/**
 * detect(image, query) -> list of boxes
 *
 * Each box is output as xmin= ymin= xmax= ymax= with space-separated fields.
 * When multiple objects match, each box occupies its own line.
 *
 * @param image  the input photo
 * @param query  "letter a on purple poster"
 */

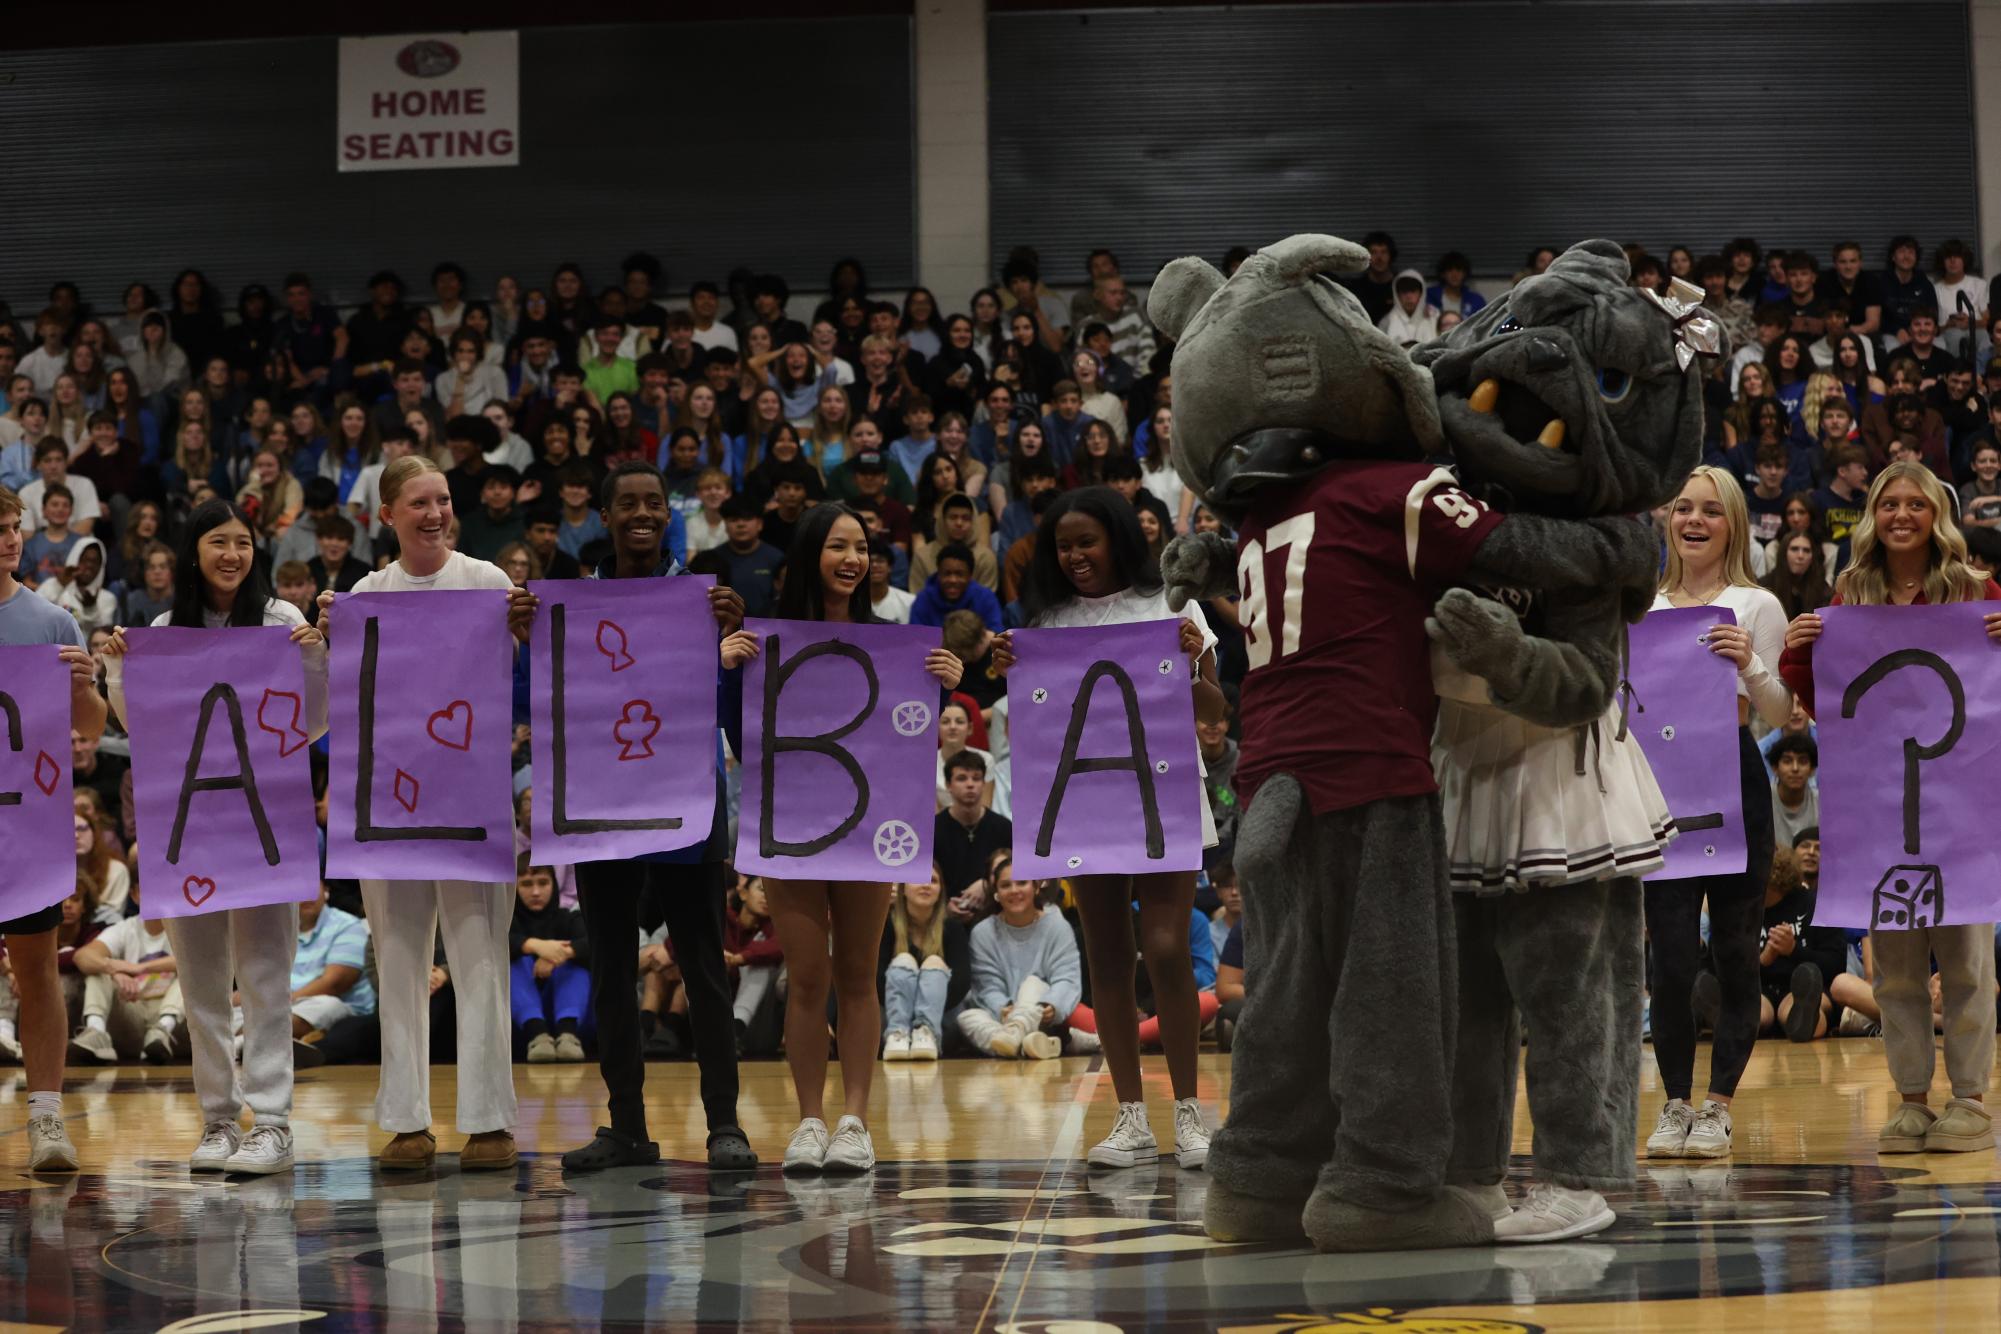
xmin=1815 ymin=604 xmax=2001 ymax=929
xmin=0 ymin=646 xmax=76 ymax=921
xmin=326 ymin=590 xmax=516 ymax=881
xmin=124 ymin=627 xmax=321 ymax=918
xmin=528 ymin=577 xmax=719 ymax=861
xmin=1627 ymin=606 xmax=1745 ymax=880
xmin=735 ymin=619 xmax=939 ymax=880
xmin=1009 ymin=621 xmax=1204 ymax=878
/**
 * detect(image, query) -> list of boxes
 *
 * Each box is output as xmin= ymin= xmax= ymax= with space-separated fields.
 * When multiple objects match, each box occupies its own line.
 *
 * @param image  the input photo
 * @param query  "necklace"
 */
xmin=1681 ymin=577 xmax=1728 ymax=605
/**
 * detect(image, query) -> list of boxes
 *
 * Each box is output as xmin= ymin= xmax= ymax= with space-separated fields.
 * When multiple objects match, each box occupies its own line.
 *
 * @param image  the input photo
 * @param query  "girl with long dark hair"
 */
xmin=722 ymin=503 xmax=964 ymax=1173
xmin=100 ymin=498 xmax=328 ymax=1175
xmin=991 ymin=487 xmax=1228 ymax=1169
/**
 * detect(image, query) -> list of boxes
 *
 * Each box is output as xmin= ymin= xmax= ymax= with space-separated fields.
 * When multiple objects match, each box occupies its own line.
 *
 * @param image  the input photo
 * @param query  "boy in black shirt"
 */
xmin=1758 ymin=828 xmax=1851 ymax=1043
xmin=701 ymin=494 xmax=783 ymax=617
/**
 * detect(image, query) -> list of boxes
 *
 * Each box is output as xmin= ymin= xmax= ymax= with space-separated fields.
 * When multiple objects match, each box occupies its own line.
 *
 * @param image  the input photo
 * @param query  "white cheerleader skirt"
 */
xmin=1431 ymin=696 xmax=1676 ymax=895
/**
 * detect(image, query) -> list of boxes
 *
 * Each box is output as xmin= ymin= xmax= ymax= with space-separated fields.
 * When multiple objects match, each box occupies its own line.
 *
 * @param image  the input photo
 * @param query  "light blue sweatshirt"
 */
xmin=969 ymin=909 xmax=1082 ymax=1019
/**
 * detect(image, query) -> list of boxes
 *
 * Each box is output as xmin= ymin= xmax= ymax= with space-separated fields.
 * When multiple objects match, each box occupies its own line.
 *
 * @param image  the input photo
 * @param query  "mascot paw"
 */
xmin=1429 ymin=587 xmax=1526 ymax=681
xmin=1161 ymin=531 xmax=1238 ymax=612
xmin=1590 ymin=515 xmax=1665 ymax=604
xmin=1302 ymin=1185 xmax=1496 ymax=1253
xmin=1203 ymin=1179 xmax=1310 ymax=1244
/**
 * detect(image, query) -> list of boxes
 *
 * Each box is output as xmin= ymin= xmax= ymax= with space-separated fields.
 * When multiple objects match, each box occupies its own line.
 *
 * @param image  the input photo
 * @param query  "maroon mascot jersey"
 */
xmin=1232 ymin=459 xmax=1502 ymax=814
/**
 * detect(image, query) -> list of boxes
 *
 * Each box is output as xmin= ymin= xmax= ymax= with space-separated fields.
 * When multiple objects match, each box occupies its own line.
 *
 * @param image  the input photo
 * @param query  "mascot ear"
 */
xmin=1148 ymin=257 xmax=1226 ymax=343
xmin=1258 ymin=234 xmax=1372 ymax=284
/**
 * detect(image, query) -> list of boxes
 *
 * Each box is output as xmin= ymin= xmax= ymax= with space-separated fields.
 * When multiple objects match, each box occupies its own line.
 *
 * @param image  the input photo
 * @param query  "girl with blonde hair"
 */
xmin=1644 ymin=465 xmax=1793 ymax=1162
xmin=1781 ymin=461 xmax=2001 ymax=1154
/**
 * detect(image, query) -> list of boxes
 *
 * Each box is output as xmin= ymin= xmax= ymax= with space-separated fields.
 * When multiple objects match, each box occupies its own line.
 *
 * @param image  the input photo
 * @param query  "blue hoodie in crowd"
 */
xmin=909 ymin=573 xmax=1005 ymax=632
xmin=512 ymin=551 xmax=743 ymax=865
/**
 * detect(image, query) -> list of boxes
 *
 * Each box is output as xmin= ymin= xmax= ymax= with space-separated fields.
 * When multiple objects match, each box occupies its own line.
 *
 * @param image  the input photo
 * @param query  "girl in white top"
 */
xmin=101 ymin=497 xmax=329 ymax=1176
xmin=990 ymin=487 xmax=1226 ymax=1171
xmin=1642 ymin=466 xmax=1792 ymax=1164
xmin=316 ymin=455 xmax=531 ymax=1173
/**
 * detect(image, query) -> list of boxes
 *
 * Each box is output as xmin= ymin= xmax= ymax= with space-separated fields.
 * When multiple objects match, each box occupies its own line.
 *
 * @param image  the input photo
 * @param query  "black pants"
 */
xmin=1645 ymin=726 xmax=1773 ymax=1102
xmin=576 ymin=859 xmax=738 ymax=1143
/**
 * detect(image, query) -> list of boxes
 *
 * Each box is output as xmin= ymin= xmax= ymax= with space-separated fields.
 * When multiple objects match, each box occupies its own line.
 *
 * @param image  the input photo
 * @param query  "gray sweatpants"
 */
xmin=166 ymin=904 xmax=299 ymax=1129
xmin=1447 ymin=879 xmax=1643 ymax=1192
xmin=1207 ymin=776 xmax=1458 ymax=1213
xmin=1874 ymin=924 xmax=1997 ymax=1099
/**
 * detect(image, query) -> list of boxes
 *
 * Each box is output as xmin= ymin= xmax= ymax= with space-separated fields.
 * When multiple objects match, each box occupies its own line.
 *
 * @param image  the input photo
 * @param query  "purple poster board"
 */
xmin=0 ymin=646 xmax=75 ymax=921
xmin=1816 ymin=603 xmax=2001 ymax=929
xmin=325 ymin=589 xmax=516 ymax=882
xmin=528 ymin=577 xmax=719 ymax=862
xmin=735 ymin=618 xmax=940 ymax=880
xmin=1009 ymin=620 xmax=1205 ymax=878
xmin=1627 ymin=605 xmax=1745 ymax=881
xmin=124 ymin=627 xmax=320 ymax=918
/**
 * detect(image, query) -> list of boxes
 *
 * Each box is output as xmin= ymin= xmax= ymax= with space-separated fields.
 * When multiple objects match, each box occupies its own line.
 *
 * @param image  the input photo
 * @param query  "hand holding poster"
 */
xmin=123 ymin=627 xmax=320 ymax=918
xmin=325 ymin=590 xmax=516 ymax=882
xmin=0 ymin=646 xmax=76 ymax=921
xmin=1626 ymin=606 xmax=1746 ymax=880
xmin=1008 ymin=621 xmax=1204 ymax=878
xmin=528 ymin=577 xmax=720 ymax=862
xmin=1815 ymin=603 xmax=2001 ymax=929
xmin=735 ymin=619 xmax=940 ymax=880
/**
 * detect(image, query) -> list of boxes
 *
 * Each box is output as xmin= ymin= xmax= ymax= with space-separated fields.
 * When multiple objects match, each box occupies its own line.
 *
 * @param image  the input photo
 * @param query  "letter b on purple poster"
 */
xmin=1010 ymin=620 xmax=1204 ymax=879
xmin=1627 ymin=605 xmax=1745 ymax=880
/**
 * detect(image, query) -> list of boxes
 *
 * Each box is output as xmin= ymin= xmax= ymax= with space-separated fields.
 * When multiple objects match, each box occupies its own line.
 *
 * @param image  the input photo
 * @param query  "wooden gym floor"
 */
xmin=3 ymin=1040 xmax=2000 ymax=1332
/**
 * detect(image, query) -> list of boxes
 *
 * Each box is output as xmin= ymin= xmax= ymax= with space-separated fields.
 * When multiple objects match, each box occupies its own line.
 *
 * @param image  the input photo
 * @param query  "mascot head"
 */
xmin=1148 ymin=234 xmax=1444 ymax=525
xmin=1413 ymin=239 xmax=1722 ymax=517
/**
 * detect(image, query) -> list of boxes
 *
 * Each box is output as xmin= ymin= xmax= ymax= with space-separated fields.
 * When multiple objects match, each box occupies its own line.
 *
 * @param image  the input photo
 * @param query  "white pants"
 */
xmin=165 ymin=904 xmax=298 ymax=1128
xmin=1875 ymin=924 xmax=1998 ymax=1099
xmin=956 ymin=975 xmax=1050 ymax=1055
xmin=361 ymin=878 xmax=517 ymax=1135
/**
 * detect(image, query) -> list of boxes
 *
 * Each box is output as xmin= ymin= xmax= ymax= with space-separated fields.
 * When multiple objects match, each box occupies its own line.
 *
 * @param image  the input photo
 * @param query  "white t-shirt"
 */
xmin=352 ymin=549 xmax=515 ymax=596
xmin=1650 ymin=584 xmax=1792 ymax=728
xmin=1934 ymin=275 xmax=1990 ymax=324
xmin=691 ymin=323 xmax=739 ymax=353
xmin=872 ymin=584 xmax=916 ymax=624
xmin=19 ymin=474 xmax=102 ymax=534
xmin=94 ymin=915 xmax=176 ymax=998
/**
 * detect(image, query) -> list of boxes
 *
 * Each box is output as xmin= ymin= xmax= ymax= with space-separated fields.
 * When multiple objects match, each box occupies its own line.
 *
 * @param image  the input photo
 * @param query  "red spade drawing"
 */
xmin=614 ymin=700 xmax=661 ymax=761
xmin=596 ymin=619 xmax=636 ymax=672
xmin=393 ymin=768 xmax=421 ymax=813
xmin=427 ymin=700 xmax=473 ymax=750
xmin=32 ymin=751 xmax=59 ymax=796
xmin=182 ymin=876 xmax=216 ymax=909
xmin=256 ymin=688 xmax=311 ymax=757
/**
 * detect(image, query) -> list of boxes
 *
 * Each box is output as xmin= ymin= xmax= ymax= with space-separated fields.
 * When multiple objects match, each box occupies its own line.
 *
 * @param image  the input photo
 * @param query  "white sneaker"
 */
xmin=225 ymin=1125 xmax=295 ymax=1176
xmin=1173 ymin=1098 xmax=1211 ymax=1170
xmin=1494 ymin=1182 xmax=1616 ymax=1244
xmin=27 ymin=1115 xmax=78 ymax=1172
xmin=1646 ymin=1099 xmax=1695 ymax=1158
xmin=142 ymin=1024 xmax=178 ymax=1065
xmin=1684 ymin=1100 xmax=1733 ymax=1158
xmin=1021 ymin=1030 xmax=1062 ymax=1061
xmin=908 ymin=1027 xmax=939 ymax=1061
xmin=68 ymin=1026 xmax=116 ymax=1065
xmin=1837 ymin=1007 xmax=1882 ymax=1038
xmin=988 ymin=1018 xmax=1024 ymax=1059
xmin=783 ymin=1118 xmax=829 ymax=1175
xmin=0 ymin=1030 xmax=22 ymax=1065
xmin=1468 ymin=1182 xmax=1512 ymax=1221
xmin=883 ymin=1030 xmax=911 ymax=1061
xmin=1087 ymin=1101 xmax=1158 ymax=1168
xmin=822 ymin=1115 xmax=876 ymax=1173
xmin=190 ymin=1120 xmax=244 ymax=1173
xmin=1068 ymin=1027 xmax=1101 ymax=1054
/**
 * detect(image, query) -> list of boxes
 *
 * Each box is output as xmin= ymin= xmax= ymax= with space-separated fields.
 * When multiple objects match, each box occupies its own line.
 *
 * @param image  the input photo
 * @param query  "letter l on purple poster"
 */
xmin=1627 ymin=605 xmax=1744 ymax=880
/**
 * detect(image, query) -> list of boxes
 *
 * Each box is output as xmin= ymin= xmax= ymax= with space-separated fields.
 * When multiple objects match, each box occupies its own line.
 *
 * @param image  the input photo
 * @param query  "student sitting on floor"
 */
xmin=1758 ymin=829 xmax=1851 ymax=1042
xmin=880 ymin=861 xmax=972 ymax=1061
xmin=958 ymin=854 xmax=1080 ymax=1060
xmin=726 ymin=876 xmax=784 ymax=1055
xmin=67 ymin=873 xmax=183 ymax=1065
xmin=510 ymin=864 xmax=590 ymax=1063
xmin=283 ymin=880 xmax=375 ymax=1067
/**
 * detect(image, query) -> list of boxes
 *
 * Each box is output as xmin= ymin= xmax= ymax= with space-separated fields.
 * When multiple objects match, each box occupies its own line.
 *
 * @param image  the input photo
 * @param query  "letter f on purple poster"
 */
xmin=0 ymin=646 xmax=76 ymax=921
xmin=527 ymin=577 xmax=719 ymax=861
xmin=1627 ymin=605 xmax=1744 ymax=880
xmin=1008 ymin=621 xmax=1204 ymax=878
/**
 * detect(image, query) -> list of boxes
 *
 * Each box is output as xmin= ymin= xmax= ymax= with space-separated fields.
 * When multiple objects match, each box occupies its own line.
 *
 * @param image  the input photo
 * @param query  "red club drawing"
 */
xmin=32 ymin=751 xmax=59 ymax=796
xmin=256 ymin=687 xmax=310 ymax=757
xmin=614 ymin=700 xmax=661 ymax=761
xmin=393 ymin=768 xmax=421 ymax=813
xmin=182 ymin=876 xmax=217 ymax=908
xmin=427 ymin=700 xmax=473 ymax=750
xmin=596 ymin=619 xmax=636 ymax=672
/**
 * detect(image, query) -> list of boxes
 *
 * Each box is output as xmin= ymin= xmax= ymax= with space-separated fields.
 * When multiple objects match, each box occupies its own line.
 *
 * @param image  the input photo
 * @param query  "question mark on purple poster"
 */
xmin=1842 ymin=648 xmax=1963 ymax=926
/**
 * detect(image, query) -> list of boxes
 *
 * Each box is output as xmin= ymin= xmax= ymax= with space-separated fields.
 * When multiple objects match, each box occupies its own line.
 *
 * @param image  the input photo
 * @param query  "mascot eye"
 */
xmin=1493 ymin=316 xmax=1522 ymax=336
xmin=1596 ymin=368 xmax=1633 ymax=403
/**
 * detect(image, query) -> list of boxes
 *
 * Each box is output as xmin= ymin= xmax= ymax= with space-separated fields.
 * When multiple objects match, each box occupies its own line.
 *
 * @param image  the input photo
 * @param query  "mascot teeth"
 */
xmin=1537 ymin=420 xmax=1567 ymax=450
xmin=1469 ymin=378 xmax=1501 ymax=414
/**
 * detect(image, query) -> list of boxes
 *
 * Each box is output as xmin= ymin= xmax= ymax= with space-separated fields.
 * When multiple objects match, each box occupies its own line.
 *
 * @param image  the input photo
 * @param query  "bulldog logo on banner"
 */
xmin=735 ymin=619 xmax=940 ymax=880
xmin=0 ymin=646 xmax=76 ymax=922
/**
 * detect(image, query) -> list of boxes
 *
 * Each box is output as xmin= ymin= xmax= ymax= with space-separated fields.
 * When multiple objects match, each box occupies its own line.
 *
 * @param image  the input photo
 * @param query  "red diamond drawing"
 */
xmin=32 ymin=751 xmax=59 ymax=796
xmin=393 ymin=768 xmax=420 ymax=814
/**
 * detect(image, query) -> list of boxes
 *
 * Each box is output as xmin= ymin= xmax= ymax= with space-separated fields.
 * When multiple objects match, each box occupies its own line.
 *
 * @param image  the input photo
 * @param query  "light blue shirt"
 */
xmin=294 ymin=903 xmax=376 ymax=1016
xmin=0 ymin=582 xmax=86 ymax=647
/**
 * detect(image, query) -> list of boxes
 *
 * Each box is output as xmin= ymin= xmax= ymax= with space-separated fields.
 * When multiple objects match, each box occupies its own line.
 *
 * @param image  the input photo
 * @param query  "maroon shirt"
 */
xmin=1233 ymin=460 xmax=1502 ymax=814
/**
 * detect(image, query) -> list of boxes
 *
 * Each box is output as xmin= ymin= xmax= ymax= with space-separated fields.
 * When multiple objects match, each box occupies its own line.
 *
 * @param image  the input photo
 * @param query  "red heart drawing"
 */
xmin=427 ymin=700 xmax=473 ymax=751
xmin=182 ymin=876 xmax=216 ymax=908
